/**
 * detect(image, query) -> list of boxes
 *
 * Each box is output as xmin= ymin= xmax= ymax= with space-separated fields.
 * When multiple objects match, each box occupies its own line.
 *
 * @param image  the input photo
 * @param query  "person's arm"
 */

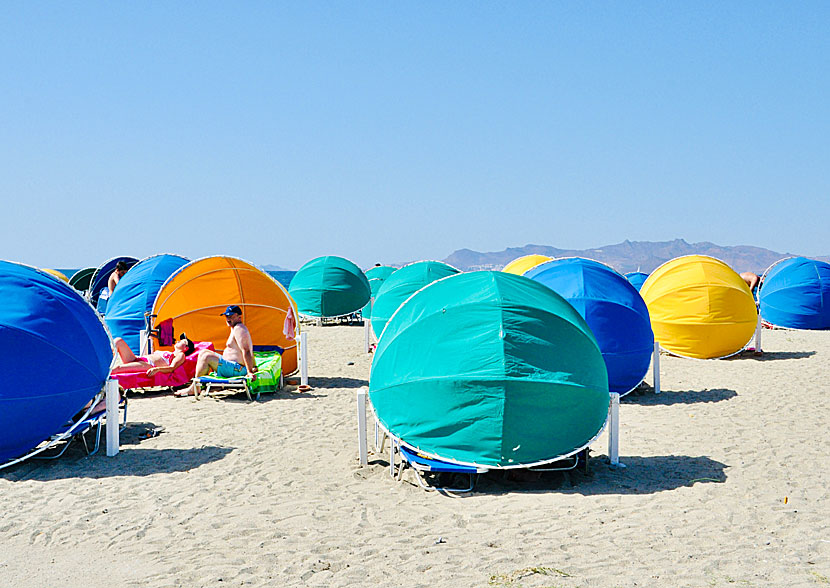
xmin=146 ymin=352 xmax=186 ymax=376
xmin=235 ymin=326 xmax=257 ymax=376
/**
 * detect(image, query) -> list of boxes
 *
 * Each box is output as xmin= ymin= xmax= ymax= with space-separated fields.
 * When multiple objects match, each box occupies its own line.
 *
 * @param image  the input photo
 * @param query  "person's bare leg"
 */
xmin=111 ymin=361 xmax=153 ymax=374
xmin=113 ymin=337 xmax=138 ymax=364
xmin=176 ymin=350 xmax=220 ymax=397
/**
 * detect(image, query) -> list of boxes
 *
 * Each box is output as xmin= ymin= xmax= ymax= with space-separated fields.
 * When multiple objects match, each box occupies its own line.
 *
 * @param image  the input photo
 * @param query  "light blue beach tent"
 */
xmin=624 ymin=271 xmax=650 ymax=292
xmin=0 ymin=261 xmax=111 ymax=464
xmin=104 ymin=254 xmax=190 ymax=351
xmin=526 ymin=258 xmax=654 ymax=395
xmin=759 ymin=257 xmax=830 ymax=330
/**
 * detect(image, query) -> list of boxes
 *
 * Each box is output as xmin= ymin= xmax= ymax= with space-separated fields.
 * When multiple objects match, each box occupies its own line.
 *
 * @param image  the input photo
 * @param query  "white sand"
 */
xmin=1 ymin=326 xmax=829 ymax=587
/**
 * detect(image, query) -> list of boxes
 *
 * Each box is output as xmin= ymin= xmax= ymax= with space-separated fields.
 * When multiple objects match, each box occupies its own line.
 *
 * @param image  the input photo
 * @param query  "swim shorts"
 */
xmin=216 ymin=357 xmax=247 ymax=378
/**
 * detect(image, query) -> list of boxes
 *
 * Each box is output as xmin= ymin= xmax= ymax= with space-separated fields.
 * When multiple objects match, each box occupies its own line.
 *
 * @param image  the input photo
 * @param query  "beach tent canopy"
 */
xmin=370 ymin=271 xmax=609 ymax=469
xmin=502 ymin=254 xmax=552 ymax=276
xmin=89 ymin=256 xmax=138 ymax=305
xmin=0 ymin=262 xmax=111 ymax=463
xmin=69 ymin=267 xmax=96 ymax=292
xmin=40 ymin=268 xmax=69 ymax=283
xmin=362 ymin=265 xmax=397 ymax=318
xmin=526 ymin=258 xmax=653 ymax=395
xmin=759 ymin=257 xmax=830 ymax=330
xmin=104 ymin=254 xmax=190 ymax=352
xmin=152 ymin=256 xmax=299 ymax=374
xmin=288 ymin=256 xmax=371 ymax=318
xmin=624 ymin=271 xmax=650 ymax=292
xmin=370 ymin=260 xmax=460 ymax=338
xmin=640 ymin=255 xmax=757 ymax=359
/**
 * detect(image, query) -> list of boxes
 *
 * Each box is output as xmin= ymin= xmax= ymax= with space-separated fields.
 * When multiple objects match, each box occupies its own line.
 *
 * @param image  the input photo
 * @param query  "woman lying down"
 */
xmin=111 ymin=334 xmax=196 ymax=376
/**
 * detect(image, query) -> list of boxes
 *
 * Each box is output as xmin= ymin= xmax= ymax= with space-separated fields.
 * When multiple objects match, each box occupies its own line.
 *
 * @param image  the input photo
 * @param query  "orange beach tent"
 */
xmin=151 ymin=256 xmax=299 ymax=374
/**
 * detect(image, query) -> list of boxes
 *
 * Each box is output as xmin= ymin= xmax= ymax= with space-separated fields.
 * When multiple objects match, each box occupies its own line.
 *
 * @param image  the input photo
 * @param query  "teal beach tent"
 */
xmin=288 ymin=256 xmax=371 ymax=318
xmin=362 ymin=265 xmax=396 ymax=318
xmin=370 ymin=271 xmax=610 ymax=469
xmin=370 ymin=261 xmax=460 ymax=338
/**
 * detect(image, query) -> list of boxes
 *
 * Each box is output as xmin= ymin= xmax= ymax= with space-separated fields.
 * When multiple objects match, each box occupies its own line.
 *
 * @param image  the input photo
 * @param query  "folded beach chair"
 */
xmin=194 ymin=350 xmax=284 ymax=401
xmin=35 ymin=394 xmax=128 ymax=460
xmin=111 ymin=341 xmax=214 ymax=392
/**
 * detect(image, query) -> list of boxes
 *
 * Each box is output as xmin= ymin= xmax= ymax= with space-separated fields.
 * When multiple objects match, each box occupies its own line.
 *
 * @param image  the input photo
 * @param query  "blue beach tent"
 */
xmin=104 ymin=254 xmax=190 ymax=351
xmin=624 ymin=271 xmax=650 ymax=292
xmin=759 ymin=257 xmax=830 ymax=330
xmin=526 ymin=258 xmax=654 ymax=395
xmin=89 ymin=256 xmax=139 ymax=309
xmin=0 ymin=261 xmax=112 ymax=464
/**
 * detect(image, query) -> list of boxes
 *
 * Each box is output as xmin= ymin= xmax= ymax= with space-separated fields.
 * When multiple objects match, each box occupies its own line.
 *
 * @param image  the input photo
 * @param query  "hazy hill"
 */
xmin=441 ymin=239 xmax=830 ymax=274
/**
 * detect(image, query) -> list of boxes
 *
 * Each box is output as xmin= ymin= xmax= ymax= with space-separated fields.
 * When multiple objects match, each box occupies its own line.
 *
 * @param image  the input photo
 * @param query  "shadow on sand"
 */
xmin=1 ymin=422 xmax=233 ymax=482
xmin=624 ymin=387 xmax=737 ymax=405
xmin=376 ymin=454 xmax=728 ymax=497
xmin=310 ymin=376 xmax=369 ymax=389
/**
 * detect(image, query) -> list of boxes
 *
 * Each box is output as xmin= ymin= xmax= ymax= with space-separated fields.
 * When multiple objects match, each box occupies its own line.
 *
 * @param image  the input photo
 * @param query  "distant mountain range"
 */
xmin=440 ymin=239 xmax=830 ymax=274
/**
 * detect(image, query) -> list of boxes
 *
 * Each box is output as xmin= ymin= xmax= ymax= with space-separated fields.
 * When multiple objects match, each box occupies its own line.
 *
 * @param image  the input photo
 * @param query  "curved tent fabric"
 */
xmin=89 ymin=256 xmax=138 ymax=305
xmin=502 ymin=254 xmax=552 ymax=276
xmin=69 ymin=267 xmax=96 ymax=292
xmin=104 ymin=254 xmax=190 ymax=352
xmin=370 ymin=260 xmax=460 ymax=338
xmin=526 ymin=258 xmax=653 ymax=395
xmin=624 ymin=271 xmax=650 ymax=292
xmin=370 ymin=271 xmax=609 ymax=469
xmin=639 ymin=255 xmax=757 ymax=359
xmin=288 ymin=256 xmax=371 ymax=318
xmin=759 ymin=257 xmax=830 ymax=330
xmin=152 ymin=256 xmax=299 ymax=374
xmin=0 ymin=261 xmax=112 ymax=463
xmin=41 ymin=268 xmax=69 ymax=283
xmin=362 ymin=265 xmax=397 ymax=318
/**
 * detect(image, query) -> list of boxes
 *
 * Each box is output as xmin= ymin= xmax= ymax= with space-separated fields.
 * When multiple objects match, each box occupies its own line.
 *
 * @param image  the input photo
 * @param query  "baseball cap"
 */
xmin=220 ymin=305 xmax=243 ymax=316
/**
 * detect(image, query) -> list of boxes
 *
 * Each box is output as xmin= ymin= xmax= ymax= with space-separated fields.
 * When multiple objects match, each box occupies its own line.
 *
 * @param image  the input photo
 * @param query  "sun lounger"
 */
xmin=36 ymin=396 xmax=128 ymax=459
xmin=395 ymin=443 xmax=489 ymax=493
xmin=194 ymin=350 xmax=284 ymax=401
xmin=111 ymin=341 xmax=214 ymax=392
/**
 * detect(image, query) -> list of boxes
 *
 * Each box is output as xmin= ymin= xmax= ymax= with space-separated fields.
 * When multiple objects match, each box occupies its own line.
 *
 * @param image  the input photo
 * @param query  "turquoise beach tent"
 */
xmin=104 ymin=254 xmax=190 ymax=351
xmin=69 ymin=267 xmax=96 ymax=293
xmin=370 ymin=271 xmax=609 ymax=469
xmin=370 ymin=260 xmax=460 ymax=338
xmin=526 ymin=258 xmax=654 ymax=395
xmin=288 ymin=256 xmax=371 ymax=318
xmin=759 ymin=257 xmax=830 ymax=330
xmin=362 ymin=265 xmax=396 ymax=318
xmin=0 ymin=261 xmax=112 ymax=464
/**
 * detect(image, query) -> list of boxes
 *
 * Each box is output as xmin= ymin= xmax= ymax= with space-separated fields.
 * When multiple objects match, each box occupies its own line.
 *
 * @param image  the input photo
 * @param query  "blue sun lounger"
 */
xmin=36 ymin=395 xmax=128 ymax=460
xmin=394 ymin=443 xmax=489 ymax=493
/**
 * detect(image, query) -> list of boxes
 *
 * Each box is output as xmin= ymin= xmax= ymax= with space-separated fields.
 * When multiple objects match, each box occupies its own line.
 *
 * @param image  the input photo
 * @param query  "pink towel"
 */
xmin=283 ymin=305 xmax=296 ymax=341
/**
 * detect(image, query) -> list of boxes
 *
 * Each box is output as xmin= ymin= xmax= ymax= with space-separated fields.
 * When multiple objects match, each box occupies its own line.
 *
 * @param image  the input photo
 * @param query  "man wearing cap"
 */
xmin=176 ymin=305 xmax=258 ymax=397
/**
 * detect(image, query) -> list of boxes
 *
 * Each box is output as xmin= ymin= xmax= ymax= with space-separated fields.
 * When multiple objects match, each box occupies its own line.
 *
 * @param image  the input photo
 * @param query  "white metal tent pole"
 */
xmin=105 ymin=378 xmax=120 ymax=457
xmin=653 ymin=340 xmax=661 ymax=394
xmin=139 ymin=330 xmax=149 ymax=356
xmin=608 ymin=392 xmax=624 ymax=468
xmin=357 ymin=388 xmax=368 ymax=466
xmin=300 ymin=331 xmax=309 ymax=386
xmin=754 ymin=314 xmax=763 ymax=354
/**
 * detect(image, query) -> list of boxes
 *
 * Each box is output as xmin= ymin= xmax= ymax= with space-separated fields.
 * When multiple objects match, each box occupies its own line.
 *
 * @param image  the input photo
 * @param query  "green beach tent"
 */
xmin=370 ymin=260 xmax=459 ymax=338
xmin=69 ymin=267 xmax=96 ymax=292
xmin=370 ymin=271 xmax=610 ymax=469
xmin=288 ymin=256 xmax=371 ymax=318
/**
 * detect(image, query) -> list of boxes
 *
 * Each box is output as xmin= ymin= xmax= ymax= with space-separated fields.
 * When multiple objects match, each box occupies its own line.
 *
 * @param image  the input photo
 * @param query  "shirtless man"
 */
xmin=108 ymin=261 xmax=130 ymax=294
xmin=740 ymin=272 xmax=761 ymax=294
xmin=176 ymin=305 xmax=258 ymax=397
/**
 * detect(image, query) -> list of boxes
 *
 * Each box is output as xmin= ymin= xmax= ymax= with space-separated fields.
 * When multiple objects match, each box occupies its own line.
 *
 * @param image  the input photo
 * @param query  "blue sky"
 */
xmin=1 ymin=3 xmax=828 ymax=269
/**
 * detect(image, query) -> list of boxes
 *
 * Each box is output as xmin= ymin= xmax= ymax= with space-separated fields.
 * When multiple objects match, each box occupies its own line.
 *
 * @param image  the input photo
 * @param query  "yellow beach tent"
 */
xmin=40 ymin=268 xmax=69 ymax=283
xmin=502 ymin=254 xmax=552 ymax=276
xmin=152 ymin=256 xmax=299 ymax=374
xmin=640 ymin=255 xmax=757 ymax=359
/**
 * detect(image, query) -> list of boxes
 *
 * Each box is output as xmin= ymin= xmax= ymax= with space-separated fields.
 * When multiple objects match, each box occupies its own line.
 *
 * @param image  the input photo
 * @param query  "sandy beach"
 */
xmin=1 ymin=325 xmax=828 ymax=587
